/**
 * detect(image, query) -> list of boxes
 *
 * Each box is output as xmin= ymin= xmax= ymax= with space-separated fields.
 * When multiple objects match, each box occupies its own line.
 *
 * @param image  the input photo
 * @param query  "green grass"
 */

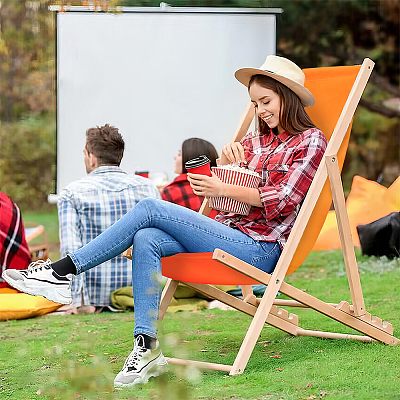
xmin=1 ymin=251 xmax=400 ymax=399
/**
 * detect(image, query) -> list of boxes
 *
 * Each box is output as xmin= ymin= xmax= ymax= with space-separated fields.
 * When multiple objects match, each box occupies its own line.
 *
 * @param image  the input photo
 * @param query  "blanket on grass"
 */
xmin=111 ymin=283 xmax=239 ymax=313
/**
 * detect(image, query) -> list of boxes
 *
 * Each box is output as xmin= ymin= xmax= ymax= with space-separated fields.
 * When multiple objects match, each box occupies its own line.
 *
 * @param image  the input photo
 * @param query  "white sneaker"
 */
xmin=114 ymin=335 xmax=168 ymax=387
xmin=1 ymin=259 xmax=73 ymax=304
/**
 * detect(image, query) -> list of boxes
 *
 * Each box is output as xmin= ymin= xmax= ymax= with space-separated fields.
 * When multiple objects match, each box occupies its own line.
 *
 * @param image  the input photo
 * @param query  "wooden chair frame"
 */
xmin=126 ymin=58 xmax=399 ymax=375
xmin=25 ymin=222 xmax=50 ymax=262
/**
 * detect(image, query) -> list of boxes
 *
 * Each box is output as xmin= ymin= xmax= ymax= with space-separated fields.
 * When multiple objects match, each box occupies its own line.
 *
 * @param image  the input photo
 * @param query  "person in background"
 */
xmin=0 ymin=191 xmax=31 ymax=289
xmin=161 ymin=137 xmax=218 ymax=213
xmin=57 ymin=124 xmax=160 ymax=312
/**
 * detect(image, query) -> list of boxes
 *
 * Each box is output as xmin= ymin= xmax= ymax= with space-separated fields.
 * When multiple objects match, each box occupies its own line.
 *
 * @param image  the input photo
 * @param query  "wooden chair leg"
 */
xmin=241 ymin=285 xmax=257 ymax=306
xmin=326 ymin=153 xmax=366 ymax=316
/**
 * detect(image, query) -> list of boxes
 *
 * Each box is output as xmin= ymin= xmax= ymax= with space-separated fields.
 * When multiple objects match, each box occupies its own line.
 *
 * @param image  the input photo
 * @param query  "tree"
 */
xmin=0 ymin=0 xmax=55 ymax=122
xmin=266 ymin=0 xmax=399 ymax=186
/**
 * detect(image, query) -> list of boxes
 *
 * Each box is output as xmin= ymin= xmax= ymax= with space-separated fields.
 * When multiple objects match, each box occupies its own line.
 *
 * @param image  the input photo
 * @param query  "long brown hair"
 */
xmin=181 ymin=138 xmax=218 ymax=173
xmin=249 ymin=75 xmax=316 ymax=136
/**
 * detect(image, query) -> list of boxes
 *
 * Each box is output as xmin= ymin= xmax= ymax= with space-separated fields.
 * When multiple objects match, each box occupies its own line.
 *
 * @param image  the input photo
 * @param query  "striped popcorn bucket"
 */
xmin=209 ymin=166 xmax=261 ymax=216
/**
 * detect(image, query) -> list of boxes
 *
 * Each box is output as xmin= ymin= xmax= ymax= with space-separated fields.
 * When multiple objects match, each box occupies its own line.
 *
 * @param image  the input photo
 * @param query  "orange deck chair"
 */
xmin=125 ymin=58 xmax=398 ymax=375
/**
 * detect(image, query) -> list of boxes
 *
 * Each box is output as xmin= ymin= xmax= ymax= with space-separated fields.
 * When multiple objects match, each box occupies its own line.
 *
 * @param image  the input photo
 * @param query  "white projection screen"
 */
xmin=53 ymin=6 xmax=281 ymax=196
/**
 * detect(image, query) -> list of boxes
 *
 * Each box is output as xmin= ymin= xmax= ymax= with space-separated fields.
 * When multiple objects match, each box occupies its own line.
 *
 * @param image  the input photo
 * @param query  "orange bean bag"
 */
xmin=0 ymin=288 xmax=62 ymax=321
xmin=312 ymin=175 xmax=400 ymax=251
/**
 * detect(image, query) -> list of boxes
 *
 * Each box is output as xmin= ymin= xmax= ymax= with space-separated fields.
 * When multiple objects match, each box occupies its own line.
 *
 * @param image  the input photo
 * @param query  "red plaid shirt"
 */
xmin=161 ymin=174 xmax=218 ymax=218
xmin=0 ymin=192 xmax=31 ymax=289
xmin=215 ymin=128 xmax=327 ymax=249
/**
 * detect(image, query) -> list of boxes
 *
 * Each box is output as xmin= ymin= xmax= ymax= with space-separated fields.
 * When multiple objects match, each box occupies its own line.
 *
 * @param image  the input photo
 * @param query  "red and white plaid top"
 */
xmin=161 ymin=174 xmax=218 ymax=218
xmin=215 ymin=128 xmax=327 ymax=249
xmin=161 ymin=174 xmax=203 ymax=211
xmin=0 ymin=192 xmax=31 ymax=289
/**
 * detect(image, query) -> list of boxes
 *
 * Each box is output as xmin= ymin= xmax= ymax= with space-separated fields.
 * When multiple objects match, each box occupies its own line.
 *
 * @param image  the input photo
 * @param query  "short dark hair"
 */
xmin=249 ymin=75 xmax=317 ymax=136
xmin=181 ymin=138 xmax=219 ymax=173
xmin=85 ymin=124 xmax=124 ymax=166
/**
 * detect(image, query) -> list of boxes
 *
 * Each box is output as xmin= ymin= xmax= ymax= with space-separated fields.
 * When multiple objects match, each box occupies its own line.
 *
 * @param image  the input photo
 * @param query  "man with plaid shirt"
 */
xmin=58 ymin=124 xmax=160 ymax=311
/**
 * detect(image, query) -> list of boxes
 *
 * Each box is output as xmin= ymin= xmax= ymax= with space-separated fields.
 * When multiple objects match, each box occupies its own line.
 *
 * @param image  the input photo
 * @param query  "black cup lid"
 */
xmin=184 ymin=155 xmax=211 ymax=169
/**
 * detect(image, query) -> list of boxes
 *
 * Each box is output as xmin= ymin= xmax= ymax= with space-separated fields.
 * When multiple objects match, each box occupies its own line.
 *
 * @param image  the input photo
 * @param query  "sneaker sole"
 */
xmin=2 ymin=273 xmax=72 ymax=305
xmin=114 ymin=360 xmax=168 ymax=388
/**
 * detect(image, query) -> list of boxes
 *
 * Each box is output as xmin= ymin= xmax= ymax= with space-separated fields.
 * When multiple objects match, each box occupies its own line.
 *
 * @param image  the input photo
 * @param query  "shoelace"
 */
xmin=125 ymin=346 xmax=147 ymax=370
xmin=27 ymin=259 xmax=52 ymax=274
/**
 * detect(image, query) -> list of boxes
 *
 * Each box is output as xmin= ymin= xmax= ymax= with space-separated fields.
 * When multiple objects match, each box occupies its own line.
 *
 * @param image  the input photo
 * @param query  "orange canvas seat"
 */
xmin=161 ymin=253 xmax=259 ymax=285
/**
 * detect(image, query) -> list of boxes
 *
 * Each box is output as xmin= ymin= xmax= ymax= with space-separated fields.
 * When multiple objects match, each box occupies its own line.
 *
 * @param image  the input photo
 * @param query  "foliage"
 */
xmin=0 ymin=1 xmax=56 ymax=210
xmin=0 ymin=114 xmax=56 ymax=210
xmin=265 ymin=0 xmax=400 ymax=187
xmin=347 ymin=103 xmax=399 ymax=186
xmin=1 ymin=250 xmax=400 ymax=399
xmin=0 ymin=0 xmax=55 ymax=122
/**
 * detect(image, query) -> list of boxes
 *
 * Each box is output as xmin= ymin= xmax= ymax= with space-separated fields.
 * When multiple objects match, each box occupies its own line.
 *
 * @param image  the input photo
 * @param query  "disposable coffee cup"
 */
xmin=185 ymin=155 xmax=212 ymax=177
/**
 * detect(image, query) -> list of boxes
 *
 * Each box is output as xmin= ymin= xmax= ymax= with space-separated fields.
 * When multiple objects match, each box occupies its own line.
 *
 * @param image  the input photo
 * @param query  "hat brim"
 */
xmin=235 ymin=68 xmax=315 ymax=107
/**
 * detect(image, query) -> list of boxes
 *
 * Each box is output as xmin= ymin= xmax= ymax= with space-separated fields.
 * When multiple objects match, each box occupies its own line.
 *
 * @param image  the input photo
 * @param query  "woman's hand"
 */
xmin=222 ymin=142 xmax=247 ymax=164
xmin=187 ymin=172 xmax=225 ymax=197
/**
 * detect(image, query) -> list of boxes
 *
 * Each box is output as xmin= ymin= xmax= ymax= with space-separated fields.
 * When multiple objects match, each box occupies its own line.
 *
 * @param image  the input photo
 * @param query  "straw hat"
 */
xmin=235 ymin=55 xmax=315 ymax=107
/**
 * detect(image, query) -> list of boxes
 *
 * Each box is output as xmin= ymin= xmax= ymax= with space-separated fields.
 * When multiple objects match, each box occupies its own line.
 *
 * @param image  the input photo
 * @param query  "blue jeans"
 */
xmin=69 ymin=198 xmax=281 ymax=339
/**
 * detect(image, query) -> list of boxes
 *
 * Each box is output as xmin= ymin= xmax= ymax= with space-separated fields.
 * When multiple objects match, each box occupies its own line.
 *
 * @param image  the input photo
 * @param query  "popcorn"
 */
xmin=209 ymin=165 xmax=261 ymax=216
xmin=216 ymin=164 xmax=260 ymax=176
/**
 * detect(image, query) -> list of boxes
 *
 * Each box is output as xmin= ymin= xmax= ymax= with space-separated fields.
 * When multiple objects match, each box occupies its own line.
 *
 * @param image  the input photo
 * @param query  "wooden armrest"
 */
xmin=25 ymin=224 xmax=46 ymax=243
xmin=123 ymin=248 xmax=133 ymax=260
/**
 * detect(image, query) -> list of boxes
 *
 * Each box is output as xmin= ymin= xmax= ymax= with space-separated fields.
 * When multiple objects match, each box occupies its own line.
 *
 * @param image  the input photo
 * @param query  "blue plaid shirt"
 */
xmin=57 ymin=166 xmax=160 ymax=307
